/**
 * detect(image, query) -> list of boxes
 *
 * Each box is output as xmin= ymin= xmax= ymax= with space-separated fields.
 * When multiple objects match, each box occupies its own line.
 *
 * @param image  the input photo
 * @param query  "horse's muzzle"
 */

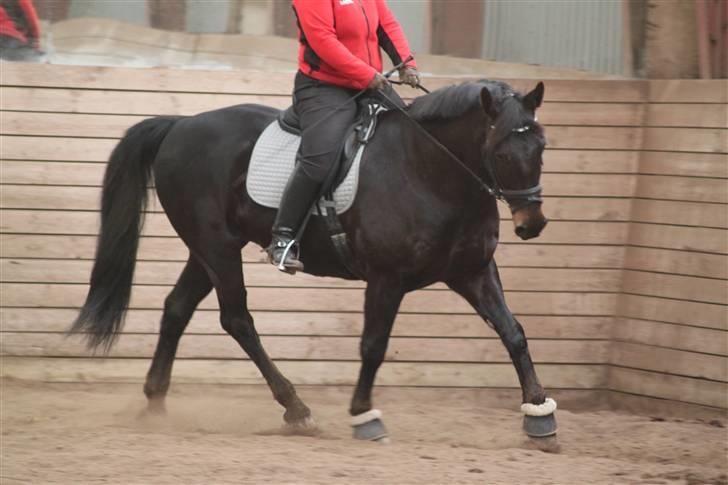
xmin=512 ymin=205 xmax=548 ymax=240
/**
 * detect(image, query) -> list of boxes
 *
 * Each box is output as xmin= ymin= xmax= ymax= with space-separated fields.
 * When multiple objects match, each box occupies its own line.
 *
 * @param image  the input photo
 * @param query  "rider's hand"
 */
xmin=368 ymin=72 xmax=390 ymax=91
xmin=398 ymin=66 xmax=420 ymax=88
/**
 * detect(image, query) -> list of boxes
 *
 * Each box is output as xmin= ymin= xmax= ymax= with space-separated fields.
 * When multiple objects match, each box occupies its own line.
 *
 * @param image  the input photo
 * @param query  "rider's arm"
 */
xmin=375 ymin=0 xmax=416 ymax=68
xmin=293 ymin=0 xmax=378 ymax=90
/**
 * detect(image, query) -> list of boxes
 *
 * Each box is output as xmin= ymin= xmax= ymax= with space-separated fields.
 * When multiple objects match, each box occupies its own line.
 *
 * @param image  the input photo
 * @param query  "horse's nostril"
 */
xmin=515 ymin=225 xmax=528 ymax=238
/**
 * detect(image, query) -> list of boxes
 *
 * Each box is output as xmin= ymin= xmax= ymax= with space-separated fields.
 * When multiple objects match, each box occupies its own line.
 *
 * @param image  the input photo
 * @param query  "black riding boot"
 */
xmin=268 ymin=162 xmax=321 ymax=274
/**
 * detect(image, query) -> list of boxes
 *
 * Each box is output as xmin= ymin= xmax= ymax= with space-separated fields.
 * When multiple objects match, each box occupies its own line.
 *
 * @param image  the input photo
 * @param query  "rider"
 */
xmin=268 ymin=0 xmax=420 ymax=273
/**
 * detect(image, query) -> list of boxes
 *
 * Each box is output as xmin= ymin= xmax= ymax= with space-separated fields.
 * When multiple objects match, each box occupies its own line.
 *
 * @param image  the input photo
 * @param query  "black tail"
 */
xmin=70 ymin=116 xmax=180 ymax=352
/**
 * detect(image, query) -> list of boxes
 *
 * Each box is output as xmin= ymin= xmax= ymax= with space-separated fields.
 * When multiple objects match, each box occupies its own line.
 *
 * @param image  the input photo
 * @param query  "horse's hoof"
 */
xmin=351 ymin=409 xmax=389 ymax=443
xmin=524 ymin=435 xmax=561 ymax=454
xmin=523 ymin=413 xmax=558 ymax=438
xmin=136 ymin=403 xmax=166 ymax=421
xmin=137 ymin=398 xmax=167 ymax=418
xmin=284 ymin=416 xmax=319 ymax=436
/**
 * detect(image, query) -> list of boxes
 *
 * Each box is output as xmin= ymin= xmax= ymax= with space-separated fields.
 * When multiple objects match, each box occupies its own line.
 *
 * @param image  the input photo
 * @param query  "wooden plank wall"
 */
xmin=0 ymin=64 xmax=725 ymax=412
xmin=609 ymin=80 xmax=728 ymax=410
xmin=0 ymin=64 xmax=633 ymax=391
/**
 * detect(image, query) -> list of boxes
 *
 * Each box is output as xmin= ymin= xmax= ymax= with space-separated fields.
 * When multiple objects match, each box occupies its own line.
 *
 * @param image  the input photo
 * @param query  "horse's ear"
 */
xmin=480 ymin=87 xmax=497 ymax=119
xmin=523 ymin=82 xmax=545 ymax=111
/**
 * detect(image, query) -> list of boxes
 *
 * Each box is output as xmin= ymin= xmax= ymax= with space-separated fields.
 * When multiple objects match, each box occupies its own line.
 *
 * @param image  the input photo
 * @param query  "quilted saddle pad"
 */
xmin=246 ymin=121 xmax=365 ymax=215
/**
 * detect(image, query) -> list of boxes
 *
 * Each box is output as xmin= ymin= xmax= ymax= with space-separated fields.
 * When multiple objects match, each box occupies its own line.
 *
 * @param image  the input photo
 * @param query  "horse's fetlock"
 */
xmin=350 ymin=401 xmax=372 ymax=417
xmin=143 ymin=381 xmax=169 ymax=400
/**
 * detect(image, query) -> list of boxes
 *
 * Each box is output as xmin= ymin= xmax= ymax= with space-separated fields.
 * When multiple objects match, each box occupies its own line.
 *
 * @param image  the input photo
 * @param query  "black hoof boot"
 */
xmin=523 ymin=413 xmax=558 ymax=438
xmin=351 ymin=409 xmax=389 ymax=443
xmin=521 ymin=397 xmax=558 ymax=438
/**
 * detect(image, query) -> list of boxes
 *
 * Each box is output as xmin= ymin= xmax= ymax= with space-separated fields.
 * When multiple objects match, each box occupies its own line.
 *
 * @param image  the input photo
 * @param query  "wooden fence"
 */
xmin=0 ymin=64 xmax=725 ymax=412
xmin=609 ymin=80 xmax=728 ymax=411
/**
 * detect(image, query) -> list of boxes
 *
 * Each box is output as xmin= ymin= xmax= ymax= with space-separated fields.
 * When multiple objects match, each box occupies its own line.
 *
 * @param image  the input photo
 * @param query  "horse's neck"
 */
xmin=407 ymin=111 xmax=490 ymax=202
xmin=422 ymin=110 xmax=485 ymax=170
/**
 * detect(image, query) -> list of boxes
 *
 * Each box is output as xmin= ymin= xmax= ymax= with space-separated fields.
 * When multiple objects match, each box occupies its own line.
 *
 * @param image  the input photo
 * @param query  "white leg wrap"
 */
xmin=521 ymin=397 xmax=557 ymax=417
xmin=351 ymin=409 xmax=382 ymax=427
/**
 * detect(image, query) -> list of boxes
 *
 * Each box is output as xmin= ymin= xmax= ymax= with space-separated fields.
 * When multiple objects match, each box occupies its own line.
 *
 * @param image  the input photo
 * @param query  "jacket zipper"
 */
xmin=356 ymin=0 xmax=373 ymax=65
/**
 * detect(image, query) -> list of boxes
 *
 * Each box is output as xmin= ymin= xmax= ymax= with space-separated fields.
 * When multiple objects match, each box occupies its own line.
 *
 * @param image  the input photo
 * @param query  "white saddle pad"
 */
xmin=246 ymin=121 xmax=365 ymax=215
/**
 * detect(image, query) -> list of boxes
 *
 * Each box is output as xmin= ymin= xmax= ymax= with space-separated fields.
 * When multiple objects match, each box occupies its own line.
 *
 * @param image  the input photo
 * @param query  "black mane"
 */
xmin=406 ymin=80 xmax=536 ymax=148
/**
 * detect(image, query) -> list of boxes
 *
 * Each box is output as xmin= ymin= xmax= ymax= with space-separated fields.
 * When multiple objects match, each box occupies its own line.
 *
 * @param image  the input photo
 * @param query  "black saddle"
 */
xmin=278 ymin=97 xmax=388 ymax=191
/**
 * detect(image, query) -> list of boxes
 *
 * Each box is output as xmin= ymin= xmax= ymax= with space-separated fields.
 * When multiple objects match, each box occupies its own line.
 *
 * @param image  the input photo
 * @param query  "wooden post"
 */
xmin=645 ymin=0 xmax=699 ymax=78
xmin=273 ymin=0 xmax=297 ymax=38
xmin=148 ymin=0 xmax=186 ymax=32
xmin=227 ymin=0 xmax=243 ymax=34
xmin=723 ymin=0 xmax=728 ymax=78
xmin=622 ymin=0 xmax=635 ymax=77
xmin=430 ymin=0 xmax=485 ymax=58
xmin=33 ymin=0 xmax=71 ymax=22
xmin=695 ymin=0 xmax=711 ymax=78
xmin=710 ymin=0 xmax=727 ymax=78
xmin=624 ymin=0 xmax=648 ymax=77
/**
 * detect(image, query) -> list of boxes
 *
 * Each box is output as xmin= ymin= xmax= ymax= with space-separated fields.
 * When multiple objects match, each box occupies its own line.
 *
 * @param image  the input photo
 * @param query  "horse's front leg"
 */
xmin=448 ymin=259 xmax=557 ymax=438
xmin=349 ymin=277 xmax=404 ymax=443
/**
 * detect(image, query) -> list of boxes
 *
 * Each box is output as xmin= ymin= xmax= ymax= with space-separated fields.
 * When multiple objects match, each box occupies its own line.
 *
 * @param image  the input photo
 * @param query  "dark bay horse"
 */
xmin=71 ymin=79 xmax=557 ymax=439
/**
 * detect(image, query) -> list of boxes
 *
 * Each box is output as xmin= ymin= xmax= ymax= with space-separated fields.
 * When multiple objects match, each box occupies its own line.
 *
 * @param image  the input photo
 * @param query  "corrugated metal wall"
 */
xmin=483 ymin=0 xmax=624 ymax=75
xmin=68 ymin=0 xmax=147 ymax=26
xmin=389 ymin=0 xmax=429 ymax=58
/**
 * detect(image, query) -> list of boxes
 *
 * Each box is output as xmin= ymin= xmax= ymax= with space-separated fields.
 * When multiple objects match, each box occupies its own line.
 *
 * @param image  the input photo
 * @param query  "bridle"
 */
xmin=482 ymin=119 xmax=544 ymax=210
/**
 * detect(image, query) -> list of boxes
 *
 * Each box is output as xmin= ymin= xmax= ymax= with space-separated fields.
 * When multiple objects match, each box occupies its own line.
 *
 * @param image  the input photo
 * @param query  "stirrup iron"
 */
xmin=276 ymin=239 xmax=299 ymax=273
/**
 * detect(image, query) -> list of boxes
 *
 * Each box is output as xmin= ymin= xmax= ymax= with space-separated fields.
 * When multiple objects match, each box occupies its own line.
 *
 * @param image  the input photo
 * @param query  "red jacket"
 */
xmin=292 ymin=0 xmax=416 ymax=90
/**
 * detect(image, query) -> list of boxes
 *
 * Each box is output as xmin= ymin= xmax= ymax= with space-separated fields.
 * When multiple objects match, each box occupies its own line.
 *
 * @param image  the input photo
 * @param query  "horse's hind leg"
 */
xmin=143 ymin=255 xmax=213 ymax=413
xmin=203 ymin=244 xmax=312 ymax=427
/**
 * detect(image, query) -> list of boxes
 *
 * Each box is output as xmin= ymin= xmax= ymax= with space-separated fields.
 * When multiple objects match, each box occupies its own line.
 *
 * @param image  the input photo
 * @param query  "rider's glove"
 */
xmin=368 ymin=72 xmax=390 ymax=91
xmin=398 ymin=66 xmax=420 ymax=88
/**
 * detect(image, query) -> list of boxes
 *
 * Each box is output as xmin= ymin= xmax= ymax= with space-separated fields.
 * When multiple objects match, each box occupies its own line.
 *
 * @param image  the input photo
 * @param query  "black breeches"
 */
xmin=293 ymin=72 xmax=359 ymax=184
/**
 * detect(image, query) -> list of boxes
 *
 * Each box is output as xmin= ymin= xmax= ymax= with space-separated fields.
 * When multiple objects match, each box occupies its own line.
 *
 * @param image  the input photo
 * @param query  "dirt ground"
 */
xmin=1 ymin=379 xmax=726 ymax=485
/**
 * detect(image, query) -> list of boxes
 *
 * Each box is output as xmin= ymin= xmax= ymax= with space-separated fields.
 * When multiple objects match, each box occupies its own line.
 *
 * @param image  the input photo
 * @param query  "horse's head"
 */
xmin=480 ymin=82 xmax=547 ymax=240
